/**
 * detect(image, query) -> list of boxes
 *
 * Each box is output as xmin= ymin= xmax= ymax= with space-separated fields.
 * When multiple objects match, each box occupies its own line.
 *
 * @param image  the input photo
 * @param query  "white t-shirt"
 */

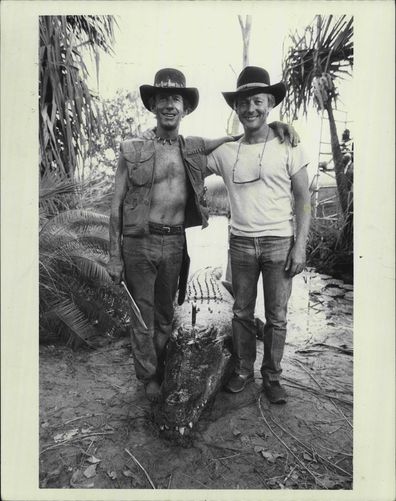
xmin=207 ymin=137 xmax=310 ymax=237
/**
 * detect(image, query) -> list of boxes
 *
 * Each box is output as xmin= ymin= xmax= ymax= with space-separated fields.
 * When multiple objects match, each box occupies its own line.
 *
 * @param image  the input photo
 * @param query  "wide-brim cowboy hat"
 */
xmin=222 ymin=66 xmax=286 ymax=109
xmin=140 ymin=68 xmax=199 ymax=113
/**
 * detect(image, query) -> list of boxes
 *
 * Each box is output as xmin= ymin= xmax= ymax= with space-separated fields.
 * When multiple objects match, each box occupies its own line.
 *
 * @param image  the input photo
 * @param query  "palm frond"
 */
xmin=39 ymin=163 xmax=118 ymax=346
xmin=71 ymin=254 xmax=112 ymax=284
xmin=40 ymin=208 xmax=109 ymax=235
xmin=39 ymin=171 xmax=80 ymax=225
xmin=39 ymin=225 xmax=78 ymax=251
xmin=76 ymin=228 xmax=110 ymax=251
xmin=47 ymin=298 xmax=97 ymax=346
xmin=39 ymin=15 xmax=116 ymax=177
xmin=39 ymin=170 xmax=113 ymax=228
xmin=55 ymin=231 xmax=109 ymax=256
xmin=40 ymin=171 xmax=78 ymax=202
xmin=281 ymin=15 xmax=353 ymax=121
xmin=41 ymin=241 xmax=110 ymax=284
xmin=66 ymin=15 xmax=117 ymax=55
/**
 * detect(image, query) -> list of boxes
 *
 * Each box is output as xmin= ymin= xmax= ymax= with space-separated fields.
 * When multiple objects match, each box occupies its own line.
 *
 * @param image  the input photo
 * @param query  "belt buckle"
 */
xmin=163 ymin=226 xmax=171 ymax=233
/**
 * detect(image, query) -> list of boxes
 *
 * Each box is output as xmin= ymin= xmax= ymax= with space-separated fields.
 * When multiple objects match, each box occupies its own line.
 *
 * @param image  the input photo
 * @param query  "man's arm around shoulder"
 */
xmin=185 ymin=135 xmax=238 ymax=156
xmin=201 ymin=135 xmax=241 ymax=154
xmin=184 ymin=135 xmax=234 ymax=178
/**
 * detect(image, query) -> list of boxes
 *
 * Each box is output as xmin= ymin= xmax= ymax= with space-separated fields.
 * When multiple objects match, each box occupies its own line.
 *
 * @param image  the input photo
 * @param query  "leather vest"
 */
xmin=121 ymin=136 xmax=209 ymax=236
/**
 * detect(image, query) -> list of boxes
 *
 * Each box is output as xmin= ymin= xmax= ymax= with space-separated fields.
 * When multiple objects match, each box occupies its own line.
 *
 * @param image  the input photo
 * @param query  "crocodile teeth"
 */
xmin=179 ymin=427 xmax=185 ymax=435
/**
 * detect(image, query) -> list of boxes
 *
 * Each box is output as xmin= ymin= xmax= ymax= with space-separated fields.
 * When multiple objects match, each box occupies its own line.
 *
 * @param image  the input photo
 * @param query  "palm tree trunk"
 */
xmin=325 ymin=100 xmax=349 ymax=215
xmin=325 ymin=100 xmax=353 ymax=249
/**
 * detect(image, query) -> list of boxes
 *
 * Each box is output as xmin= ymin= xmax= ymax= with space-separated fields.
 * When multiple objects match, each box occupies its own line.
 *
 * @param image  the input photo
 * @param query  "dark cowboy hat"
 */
xmin=222 ymin=66 xmax=286 ymax=109
xmin=140 ymin=68 xmax=199 ymax=113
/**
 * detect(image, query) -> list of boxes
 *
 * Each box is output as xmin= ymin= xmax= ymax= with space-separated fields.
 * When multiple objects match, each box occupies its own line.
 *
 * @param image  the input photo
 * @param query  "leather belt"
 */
xmin=149 ymin=222 xmax=185 ymax=235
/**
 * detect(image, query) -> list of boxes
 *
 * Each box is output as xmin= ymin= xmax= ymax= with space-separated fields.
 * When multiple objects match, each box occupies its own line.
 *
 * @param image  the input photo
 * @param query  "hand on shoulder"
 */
xmin=269 ymin=121 xmax=300 ymax=147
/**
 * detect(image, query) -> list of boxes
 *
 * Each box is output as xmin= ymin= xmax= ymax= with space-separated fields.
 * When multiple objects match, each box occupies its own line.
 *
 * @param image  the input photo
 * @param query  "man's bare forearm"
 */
xmin=291 ymin=167 xmax=311 ymax=248
xmin=294 ymin=196 xmax=311 ymax=249
xmin=203 ymin=136 xmax=239 ymax=155
xmin=108 ymin=150 xmax=129 ymax=262
xmin=109 ymin=203 xmax=123 ymax=260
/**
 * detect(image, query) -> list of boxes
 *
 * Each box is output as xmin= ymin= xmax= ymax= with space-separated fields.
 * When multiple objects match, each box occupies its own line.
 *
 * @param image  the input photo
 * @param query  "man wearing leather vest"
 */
xmin=106 ymin=68 xmax=296 ymax=402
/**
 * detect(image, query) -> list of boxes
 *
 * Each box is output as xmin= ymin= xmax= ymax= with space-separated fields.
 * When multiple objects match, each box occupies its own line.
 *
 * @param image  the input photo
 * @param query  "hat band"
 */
xmin=155 ymin=79 xmax=184 ymax=89
xmin=235 ymin=82 xmax=270 ymax=92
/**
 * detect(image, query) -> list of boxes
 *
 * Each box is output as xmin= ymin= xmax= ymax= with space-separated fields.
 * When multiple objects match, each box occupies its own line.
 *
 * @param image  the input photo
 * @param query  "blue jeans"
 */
xmin=122 ymin=233 xmax=185 ymax=383
xmin=230 ymin=235 xmax=294 ymax=381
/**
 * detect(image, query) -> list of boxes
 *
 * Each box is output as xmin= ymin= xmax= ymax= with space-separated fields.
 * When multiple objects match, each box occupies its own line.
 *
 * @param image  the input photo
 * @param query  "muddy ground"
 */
xmin=39 ymin=217 xmax=353 ymax=491
xmin=39 ymin=280 xmax=353 ymax=490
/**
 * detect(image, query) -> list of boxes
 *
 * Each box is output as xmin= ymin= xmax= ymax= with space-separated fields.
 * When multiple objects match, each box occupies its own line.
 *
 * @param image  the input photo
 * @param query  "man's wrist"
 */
xmin=223 ymin=136 xmax=234 ymax=143
xmin=231 ymin=133 xmax=243 ymax=141
xmin=223 ymin=135 xmax=237 ymax=143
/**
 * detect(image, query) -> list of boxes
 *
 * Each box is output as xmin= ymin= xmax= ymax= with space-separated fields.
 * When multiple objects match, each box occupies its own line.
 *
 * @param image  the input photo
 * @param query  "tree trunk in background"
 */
xmin=325 ymin=100 xmax=349 ymax=216
xmin=239 ymin=15 xmax=252 ymax=67
xmin=325 ymin=99 xmax=353 ymax=249
xmin=227 ymin=15 xmax=252 ymax=136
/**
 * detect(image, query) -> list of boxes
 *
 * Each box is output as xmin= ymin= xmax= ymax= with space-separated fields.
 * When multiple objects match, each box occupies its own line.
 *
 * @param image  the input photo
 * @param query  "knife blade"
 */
xmin=121 ymin=281 xmax=148 ymax=330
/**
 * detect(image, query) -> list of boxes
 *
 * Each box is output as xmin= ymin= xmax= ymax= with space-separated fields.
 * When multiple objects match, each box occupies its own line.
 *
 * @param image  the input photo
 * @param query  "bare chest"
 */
xmin=153 ymin=144 xmax=186 ymax=185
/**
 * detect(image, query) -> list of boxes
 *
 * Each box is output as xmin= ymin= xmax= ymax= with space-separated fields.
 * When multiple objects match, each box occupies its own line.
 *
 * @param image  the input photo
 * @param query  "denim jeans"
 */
xmin=230 ymin=235 xmax=294 ymax=381
xmin=122 ymin=232 xmax=185 ymax=383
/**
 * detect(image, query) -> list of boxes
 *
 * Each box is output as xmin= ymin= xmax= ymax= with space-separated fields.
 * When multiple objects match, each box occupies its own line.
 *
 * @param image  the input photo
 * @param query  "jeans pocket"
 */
xmin=261 ymin=236 xmax=294 ymax=263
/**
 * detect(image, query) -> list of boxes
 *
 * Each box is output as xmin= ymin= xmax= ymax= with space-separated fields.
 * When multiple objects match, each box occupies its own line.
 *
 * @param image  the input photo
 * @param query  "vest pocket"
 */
xmin=124 ymin=151 xmax=154 ymax=186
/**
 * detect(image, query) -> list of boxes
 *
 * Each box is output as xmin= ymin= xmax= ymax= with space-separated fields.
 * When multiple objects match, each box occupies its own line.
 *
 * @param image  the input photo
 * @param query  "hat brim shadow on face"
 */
xmin=139 ymin=85 xmax=199 ymax=114
xmin=222 ymin=82 xmax=286 ymax=109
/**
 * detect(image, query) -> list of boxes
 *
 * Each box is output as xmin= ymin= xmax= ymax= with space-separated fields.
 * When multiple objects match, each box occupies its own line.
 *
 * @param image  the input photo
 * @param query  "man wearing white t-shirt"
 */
xmin=207 ymin=66 xmax=311 ymax=403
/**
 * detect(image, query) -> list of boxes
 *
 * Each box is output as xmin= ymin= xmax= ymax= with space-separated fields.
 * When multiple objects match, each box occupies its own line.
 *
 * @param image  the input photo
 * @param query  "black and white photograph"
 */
xmin=1 ymin=1 xmax=395 ymax=500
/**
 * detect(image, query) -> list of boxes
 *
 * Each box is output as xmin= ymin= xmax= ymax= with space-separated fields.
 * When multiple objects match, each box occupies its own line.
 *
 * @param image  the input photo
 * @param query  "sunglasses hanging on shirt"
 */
xmin=232 ymin=127 xmax=270 ymax=184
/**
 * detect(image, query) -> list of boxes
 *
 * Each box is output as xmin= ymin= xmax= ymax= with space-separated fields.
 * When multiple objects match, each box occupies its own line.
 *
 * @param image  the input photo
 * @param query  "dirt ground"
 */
xmin=39 ymin=268 xmax=353 ymax=491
